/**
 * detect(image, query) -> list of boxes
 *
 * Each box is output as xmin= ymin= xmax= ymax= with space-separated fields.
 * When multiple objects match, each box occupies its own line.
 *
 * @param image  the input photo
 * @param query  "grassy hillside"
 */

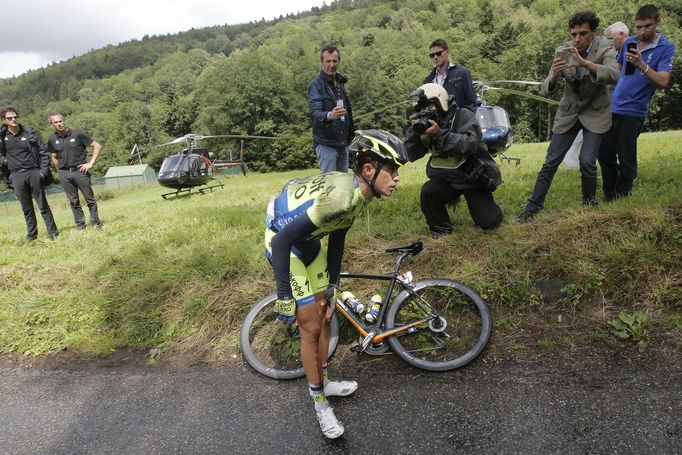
xmin=0 ymin=131 xmax=680 ymax=361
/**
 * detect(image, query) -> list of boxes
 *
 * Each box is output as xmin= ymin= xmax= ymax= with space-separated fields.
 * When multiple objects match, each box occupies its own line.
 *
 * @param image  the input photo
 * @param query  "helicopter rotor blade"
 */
xmin=484 ymin=86 xmax=559 ymax=106
xmin=199 ymin=134 xmax=277 ymax=140
xmin=488 ymin=80 xmax=543 ymax=86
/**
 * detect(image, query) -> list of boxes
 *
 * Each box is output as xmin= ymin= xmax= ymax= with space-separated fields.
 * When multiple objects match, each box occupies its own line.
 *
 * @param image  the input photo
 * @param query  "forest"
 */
xmin=0 ymin=0 xmax=680 ymax=175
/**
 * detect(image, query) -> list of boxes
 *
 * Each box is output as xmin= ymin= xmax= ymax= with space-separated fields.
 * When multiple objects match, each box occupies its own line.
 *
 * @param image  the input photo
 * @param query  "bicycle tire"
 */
xmin=240 ymin=293 xmax=340 ymax=380
xmin=385 ymin=279 xmax=492 ymax=371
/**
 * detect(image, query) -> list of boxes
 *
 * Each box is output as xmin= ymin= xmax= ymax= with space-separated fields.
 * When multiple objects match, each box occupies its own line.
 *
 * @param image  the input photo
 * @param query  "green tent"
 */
xmin=104 ymin=164 xmax=157 ymax=189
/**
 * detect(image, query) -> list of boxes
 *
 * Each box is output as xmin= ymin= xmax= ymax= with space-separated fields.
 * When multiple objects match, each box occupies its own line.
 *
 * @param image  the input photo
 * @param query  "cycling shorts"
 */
xmin=265 ymin=228 xmax=329 ymax=306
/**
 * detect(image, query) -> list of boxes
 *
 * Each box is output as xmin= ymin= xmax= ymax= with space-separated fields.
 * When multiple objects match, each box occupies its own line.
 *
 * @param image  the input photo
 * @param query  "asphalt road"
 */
xmin=1 ymin=355 xmax=680 ymax=454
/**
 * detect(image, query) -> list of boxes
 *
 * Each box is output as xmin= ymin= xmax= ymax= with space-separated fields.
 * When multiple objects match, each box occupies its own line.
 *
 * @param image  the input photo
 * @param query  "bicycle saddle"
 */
xmin=385 ymin=241 xmax=423 ymax=255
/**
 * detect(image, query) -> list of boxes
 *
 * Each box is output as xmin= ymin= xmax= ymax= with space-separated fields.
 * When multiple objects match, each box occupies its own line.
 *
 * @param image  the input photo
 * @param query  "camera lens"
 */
xmin=413 ymin=118 xmax=429 ymax=134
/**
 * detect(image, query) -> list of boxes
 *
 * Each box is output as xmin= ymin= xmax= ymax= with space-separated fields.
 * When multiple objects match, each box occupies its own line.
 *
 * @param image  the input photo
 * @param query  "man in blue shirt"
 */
xmin=598 ymin=4 xmax=675 ymax=201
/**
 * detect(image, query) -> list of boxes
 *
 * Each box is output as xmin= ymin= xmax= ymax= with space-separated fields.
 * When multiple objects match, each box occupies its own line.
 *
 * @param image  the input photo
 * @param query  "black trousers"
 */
xmin=59 ymin=169 xmax=100 ymax=228
xmin=10 ymin=169 xmax=58 ymax=240
xmin=598 ymin=113 xmax=645 ymax=198
xmin=420 ymin=176 xmax=503 ymax=234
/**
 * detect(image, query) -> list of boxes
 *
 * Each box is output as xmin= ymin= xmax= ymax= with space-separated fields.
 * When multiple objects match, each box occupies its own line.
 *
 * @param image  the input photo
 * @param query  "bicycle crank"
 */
xmin=357 ymin=336 xmax=390 ymax=356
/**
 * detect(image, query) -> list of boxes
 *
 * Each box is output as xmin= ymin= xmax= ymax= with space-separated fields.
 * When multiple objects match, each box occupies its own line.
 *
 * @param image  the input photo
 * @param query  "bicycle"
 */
xmin=240 ymin=241 xmax=492 ymax=379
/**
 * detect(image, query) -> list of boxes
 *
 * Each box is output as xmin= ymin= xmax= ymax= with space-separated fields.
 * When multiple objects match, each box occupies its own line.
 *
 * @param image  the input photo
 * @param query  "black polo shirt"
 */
xmin=1 ymin=126 xmax=40 ymax=171
xmin=47 ymin=128 xmax=93 ymax=169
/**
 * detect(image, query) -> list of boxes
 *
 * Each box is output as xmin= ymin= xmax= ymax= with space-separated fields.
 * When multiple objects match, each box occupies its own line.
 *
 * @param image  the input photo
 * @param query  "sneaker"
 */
xmin=324 ymin=380 xmax=358 ymax=397
xmin=582 ymin=197 xmax=598 ymax=207
xmin=514 ymin=211 xmax=535 ymax=224
xmin=316 ymin=406 xmax=344 ymax=439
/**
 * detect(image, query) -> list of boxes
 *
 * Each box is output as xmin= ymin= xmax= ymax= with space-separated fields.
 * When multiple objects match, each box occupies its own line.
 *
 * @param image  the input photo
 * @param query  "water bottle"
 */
xmin=365 ymin=294 xmax=382 ymax=323
xmin=397 ymin=271 xmax=413 ymax=285
xmin=340 ymin=291 xmax=364 ymax=315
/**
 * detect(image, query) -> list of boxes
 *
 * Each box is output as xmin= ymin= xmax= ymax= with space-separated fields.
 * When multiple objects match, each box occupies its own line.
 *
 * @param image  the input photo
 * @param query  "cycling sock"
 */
xmin=309 ymin=382 xmax=328 ymax=412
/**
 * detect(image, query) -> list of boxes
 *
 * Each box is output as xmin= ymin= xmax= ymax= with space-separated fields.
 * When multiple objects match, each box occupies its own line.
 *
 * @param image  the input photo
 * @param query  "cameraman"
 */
xmin=405 ymin=83 xmax=503 ymax=237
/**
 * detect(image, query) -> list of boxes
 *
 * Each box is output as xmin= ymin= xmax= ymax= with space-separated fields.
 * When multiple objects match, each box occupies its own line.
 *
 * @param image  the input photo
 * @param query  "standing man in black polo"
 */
xmin=47 ymin=113 xmax=102 ymax=229
xmin=423 ymin=39 xmax=478 ymax=112
xmin=0 ymin=106 xmax=59 ymax=241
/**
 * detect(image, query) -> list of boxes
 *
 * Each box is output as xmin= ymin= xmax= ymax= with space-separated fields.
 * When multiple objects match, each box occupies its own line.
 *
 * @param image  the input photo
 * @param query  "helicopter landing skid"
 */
xmin=160 ymin=181 xmax=225 ymax=199
xmin=498 ymin=152 xmax=521 ymax=166
xmin=197 ymin=181 xmax=225 ymax=195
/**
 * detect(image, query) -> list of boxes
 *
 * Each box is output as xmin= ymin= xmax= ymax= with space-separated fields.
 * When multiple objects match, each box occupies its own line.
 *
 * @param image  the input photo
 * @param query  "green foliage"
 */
xmin=0 ymin=0 xmax=680 ymax=177
xmin=608 ymin=310 xmax=650 ymax=352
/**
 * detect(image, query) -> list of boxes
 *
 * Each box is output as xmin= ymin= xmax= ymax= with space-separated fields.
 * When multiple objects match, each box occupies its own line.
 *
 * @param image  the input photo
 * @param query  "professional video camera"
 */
xmin=409 ymin=84 xmax=449 ymax=134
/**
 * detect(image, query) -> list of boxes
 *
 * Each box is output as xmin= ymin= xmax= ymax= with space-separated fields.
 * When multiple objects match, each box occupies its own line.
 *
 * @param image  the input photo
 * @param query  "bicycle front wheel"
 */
xmin=240 ymin=293 xmax=340 ymax=380
xmin=386 ymin=279 xmax=492 ymax=371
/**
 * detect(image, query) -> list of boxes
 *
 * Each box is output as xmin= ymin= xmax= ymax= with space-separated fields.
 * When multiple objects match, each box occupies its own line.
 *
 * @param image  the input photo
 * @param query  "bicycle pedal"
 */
xmin=350 ymin=344 xmax=362 ymax=353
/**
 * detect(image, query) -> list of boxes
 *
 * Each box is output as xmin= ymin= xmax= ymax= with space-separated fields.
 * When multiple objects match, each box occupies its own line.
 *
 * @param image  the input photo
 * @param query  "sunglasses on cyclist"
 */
xmin=4 ymin=115 xmax=18 ymax=121
xmin=429 ymin=50 xmax=445 ymax=58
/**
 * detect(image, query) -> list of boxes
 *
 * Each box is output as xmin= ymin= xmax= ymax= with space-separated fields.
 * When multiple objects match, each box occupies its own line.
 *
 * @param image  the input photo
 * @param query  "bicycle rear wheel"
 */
xmin=240 ymin=293 xmax=340 ymax=380
xmin=386 ymin=279 xmax=491 ymax=371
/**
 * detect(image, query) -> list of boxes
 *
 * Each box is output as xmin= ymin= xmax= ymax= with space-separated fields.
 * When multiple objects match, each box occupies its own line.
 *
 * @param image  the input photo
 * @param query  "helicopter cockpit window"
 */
xmin=476 ymin=106 xmax=511 ymax=130
xmin=492 ymin=106 xmax=511 ymax=128
xmin=159 ymin=155 xmax=189 ymax=173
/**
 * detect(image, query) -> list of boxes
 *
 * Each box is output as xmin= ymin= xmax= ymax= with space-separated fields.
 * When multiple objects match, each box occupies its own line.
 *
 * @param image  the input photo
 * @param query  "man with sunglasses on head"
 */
xmin=515 ymin=11 xmax=619 ymax=222
xmin=598 ymin=4 xmax=675 ymax=201
xmin=423 ymin=39 xmax=478 ymax=112
xmin=0 ymin=106 xmax=59 ymax=241
xmin=47 ymin=113 xmax=102 ymax=230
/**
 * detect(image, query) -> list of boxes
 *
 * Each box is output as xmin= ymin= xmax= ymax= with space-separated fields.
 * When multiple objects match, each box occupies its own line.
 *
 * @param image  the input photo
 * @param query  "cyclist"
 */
xmin=265 ymin=130 xmax=408 ymax=439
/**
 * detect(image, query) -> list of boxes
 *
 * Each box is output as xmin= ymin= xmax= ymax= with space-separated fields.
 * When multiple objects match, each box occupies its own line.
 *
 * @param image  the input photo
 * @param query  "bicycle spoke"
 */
xmin=246 ymin=301 xmax=304 ymax=371
xmin=387 ymin=280 xmax=491 ymax=371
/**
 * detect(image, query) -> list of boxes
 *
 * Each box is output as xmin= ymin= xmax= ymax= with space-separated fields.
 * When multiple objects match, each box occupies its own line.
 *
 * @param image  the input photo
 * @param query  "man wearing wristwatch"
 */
xmin=598 ymin=4 xmax=676 ymax=201
xmin=47 ymin=113 xmax=102 ymax=229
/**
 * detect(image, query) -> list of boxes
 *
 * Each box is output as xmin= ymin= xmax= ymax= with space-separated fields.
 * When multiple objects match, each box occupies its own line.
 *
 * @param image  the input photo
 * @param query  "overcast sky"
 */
xmin=1 ymin=0 xmax=328 ymax=79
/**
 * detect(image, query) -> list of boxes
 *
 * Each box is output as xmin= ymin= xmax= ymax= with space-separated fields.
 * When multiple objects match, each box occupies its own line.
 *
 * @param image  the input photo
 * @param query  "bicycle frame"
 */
xmin=335 ymin=246 xmax=436 ymax=352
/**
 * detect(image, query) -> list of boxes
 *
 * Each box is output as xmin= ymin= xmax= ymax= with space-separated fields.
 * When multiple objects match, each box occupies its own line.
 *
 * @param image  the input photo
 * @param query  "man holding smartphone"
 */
xmin=308 ymin=45 xmax=355 ymax=173
xmin=515 ymin=11 xmax=619 ymax=222
xmin=598 ymin=4 xmax=676 ymax=201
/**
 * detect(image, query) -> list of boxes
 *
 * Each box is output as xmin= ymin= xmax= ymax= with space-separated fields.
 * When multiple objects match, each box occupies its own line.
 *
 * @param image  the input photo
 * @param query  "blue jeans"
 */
xmin=598 ymin=113 xmax=645 ymax=198
xmin=315 ymin=144 xmax=348 ymax=173
xmin=524 ymin=121 xmax=603 ymax=214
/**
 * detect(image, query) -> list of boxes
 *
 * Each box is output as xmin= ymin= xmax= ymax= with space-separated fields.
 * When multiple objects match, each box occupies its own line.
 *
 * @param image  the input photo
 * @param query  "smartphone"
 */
xmin=624 ymin=41 xmax=637 ymax=75
xmin=336 ymin=99 xmax=346 ymax=122
xmin=555 ymin=49 xmax=573 ymax=64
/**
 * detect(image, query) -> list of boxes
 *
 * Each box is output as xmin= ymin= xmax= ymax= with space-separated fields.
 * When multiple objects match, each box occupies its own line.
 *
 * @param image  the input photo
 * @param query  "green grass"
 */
xmin=0 ymin=131 xmax=680 ymax=359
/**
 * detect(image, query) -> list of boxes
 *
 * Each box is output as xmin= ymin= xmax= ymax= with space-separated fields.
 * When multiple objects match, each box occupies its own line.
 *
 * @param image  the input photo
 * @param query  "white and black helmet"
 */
xmin=410 ymin=83 xmax=450 ymax=114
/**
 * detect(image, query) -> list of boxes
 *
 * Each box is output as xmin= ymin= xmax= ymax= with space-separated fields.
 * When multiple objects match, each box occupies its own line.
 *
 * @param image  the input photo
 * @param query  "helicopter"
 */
xmin=143 ymin=133 xmax=275 ymax=199
xmin=473 ymin=80 xmax=558 ymax=164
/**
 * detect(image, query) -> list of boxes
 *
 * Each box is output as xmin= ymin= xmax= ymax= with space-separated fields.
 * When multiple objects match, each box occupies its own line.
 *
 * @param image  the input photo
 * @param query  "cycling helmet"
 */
xmin=349 ymin=129 xmax=409 ymax=198
xmin=349 ymin=129 xmax=409 ymax=168
xmin=410 ymin=83 xmax=450 ymax=113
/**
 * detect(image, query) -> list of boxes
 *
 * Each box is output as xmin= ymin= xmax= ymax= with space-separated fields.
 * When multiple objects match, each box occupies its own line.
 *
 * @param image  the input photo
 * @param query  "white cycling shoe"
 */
xmin=324 ymin=380 xmax=358 ymax=397
xmin=316 ymin=406 xmax=344 ymax=439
